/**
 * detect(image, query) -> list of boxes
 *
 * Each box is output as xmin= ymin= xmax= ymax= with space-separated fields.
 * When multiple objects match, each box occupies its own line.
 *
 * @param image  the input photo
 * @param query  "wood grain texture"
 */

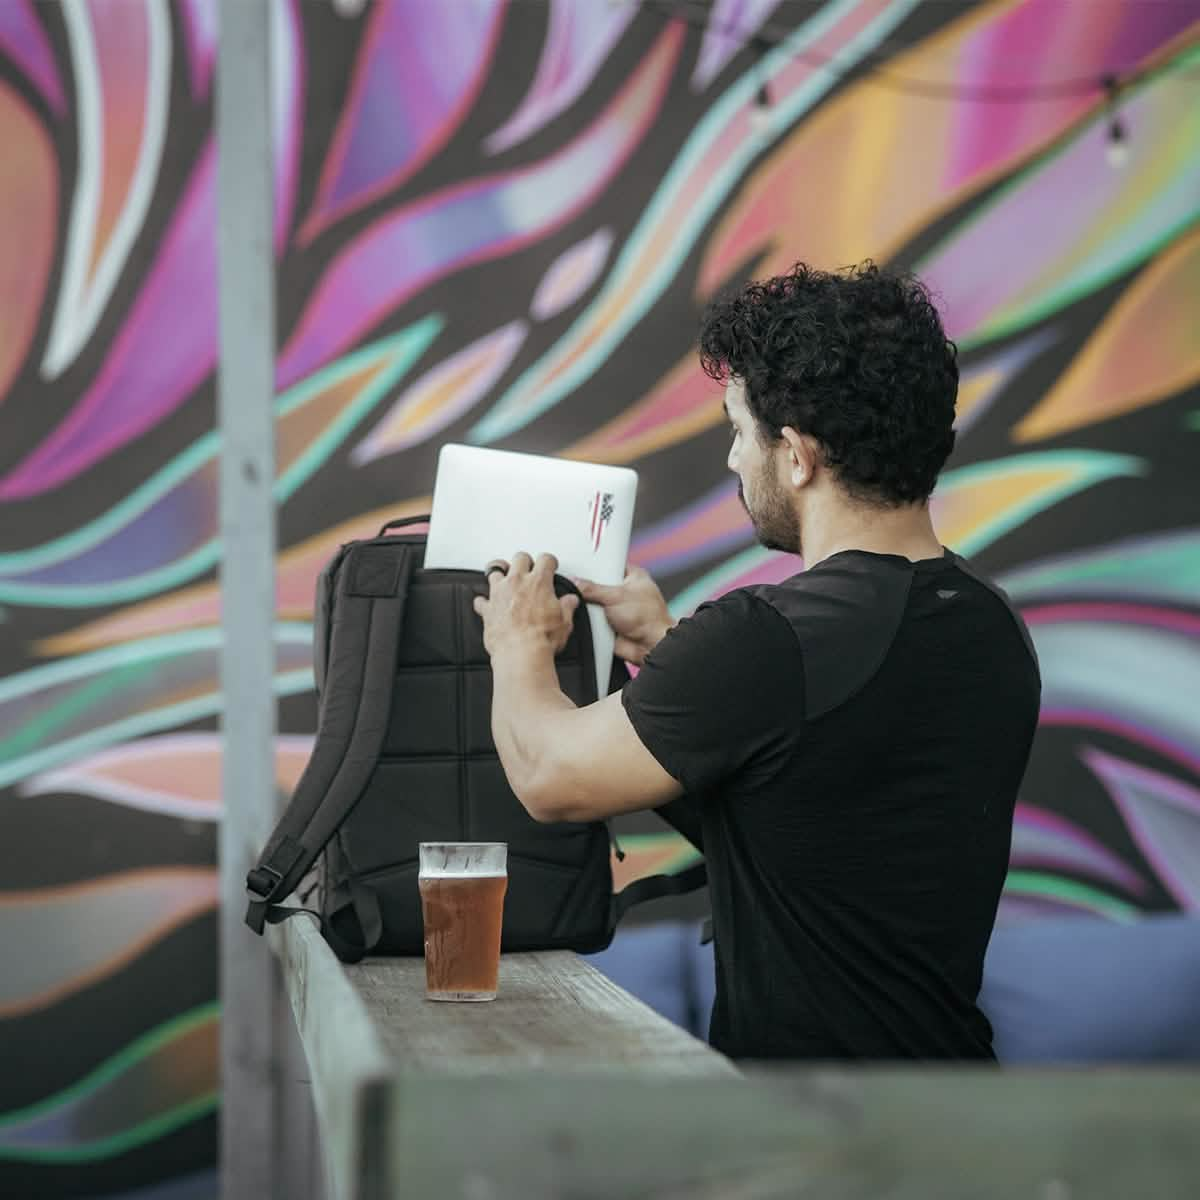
xmin=389 ymin=1068 xmax=1200 ymax=1199
xmin=270 ymin=917 xmax=395 ymax=1200
xmin=347 ymin=950 xmax=738 ymax=1077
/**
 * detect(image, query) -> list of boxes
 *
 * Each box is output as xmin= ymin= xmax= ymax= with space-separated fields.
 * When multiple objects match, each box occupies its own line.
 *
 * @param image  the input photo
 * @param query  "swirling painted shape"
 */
xmin=0 ymin=869 xmax=217 ymax=1020
xmin=0 ymin=625 xmax=314 ymax=790
xmin=300 ymin=0 xmax=505 ymax=243
xmin=277 ymin=22 xmax=683 ymax=390
xmin=564 ymin=358 xmax=721 ymax=465
xmin=20 ymin=733 xmax=315 ymax=820
xmin=698 ymin=0 xmax=1198 ymax=298
xmin=0 ymin=1005 xmax=216 ymax=1162
xmin=41 ymin=0 xmax=171 ymax=379
xmin=1010 ymin=803 xmax=1147 ymax=897
xmin=0 ymin=0 xmax=64 ymax=112
xmin=1083 ymin=747 xmax=1200 ymax=911
xmin=176 ymin=0 xmax=302 ymax=250
xmin=353 ymin=321 xmax=527 ymax=464
xmin=565 ymin=326 xmax=1053 ymax=467
xmin=470 ymin=0 xmax=936 ymax=446
xmin=36 ymin=497 xmax=431 ymax=656
xmin=0 ymin=143 xmax=215 ymax=499
xmin=669 ymin=545 xmax=802 ymax=618
xmin=930 ymin=451 xmax=1144 ymax=557
xmin=0 ymin=3 xmax=306 ymax=499
xmin=470 ymin=0 xmax=922 ymax=444
xmin=531 ymin=230 xmax=615 ymax=322
xmin=178 ymin=0 xmax=217 ymax=99
xmin=999 ymin=874 xmax=1138 ymax=923
xmin=669 ymin=450 xmax=1141 ymax=615
xmin=629 ymin=480 xmax=750 ymax=576
xmin=919 ymin=45 xmax=1200 ymax=350
xmin=1031 ymin=616 xmax=1200 ymax=778
xmin=1014 ymin=225 xmax=1200 ymax=441
xmin=1000 ymin=528 xmax=1200 ymax=609
xmin=692 ymin=0 xmax=784 ymax=91
xmin=0 ymin=78 xmax=57 ymax=408
xmin=0 ymin=319 xmax=440 ymax=606
xmin=954 ymin=329 xmax=1057 ymax=435
xmin=485 ymin=0 xmax=636 ymax=153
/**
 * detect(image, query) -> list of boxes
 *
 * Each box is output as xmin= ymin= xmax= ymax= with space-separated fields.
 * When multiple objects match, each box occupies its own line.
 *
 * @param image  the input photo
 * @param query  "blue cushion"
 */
xmin=980 ymin=914 xmax=1200 ymax=1063
xmin=594 ymin=915 xmax=1200 ymax=1063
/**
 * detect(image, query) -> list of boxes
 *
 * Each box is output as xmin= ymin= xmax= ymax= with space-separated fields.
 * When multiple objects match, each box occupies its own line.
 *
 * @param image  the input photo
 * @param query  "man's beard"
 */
xmin=738 ymin=473 xmax=800 ymax=555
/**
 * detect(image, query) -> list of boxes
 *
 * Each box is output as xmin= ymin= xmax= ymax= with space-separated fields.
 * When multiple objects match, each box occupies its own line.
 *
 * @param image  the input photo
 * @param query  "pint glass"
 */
xmin=418 ymin=842 xmax=508 ymax=1001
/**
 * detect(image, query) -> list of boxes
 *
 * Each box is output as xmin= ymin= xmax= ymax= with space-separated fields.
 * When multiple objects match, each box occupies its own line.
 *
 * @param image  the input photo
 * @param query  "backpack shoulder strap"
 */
xmin=245 ymin=540 xmax=418 ymax=934
xmin=610 ymin=861 xmax=707 ymax=927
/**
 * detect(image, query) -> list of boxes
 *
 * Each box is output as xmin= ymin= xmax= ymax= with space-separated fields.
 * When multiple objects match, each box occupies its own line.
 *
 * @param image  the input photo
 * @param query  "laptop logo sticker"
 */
xmin=590 ymin=491 xmax=614 ymax=551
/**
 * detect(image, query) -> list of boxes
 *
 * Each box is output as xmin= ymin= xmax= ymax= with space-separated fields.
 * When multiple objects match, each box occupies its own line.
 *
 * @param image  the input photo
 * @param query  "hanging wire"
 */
xmin=608 ymin=0 xmax=1200 ymax=103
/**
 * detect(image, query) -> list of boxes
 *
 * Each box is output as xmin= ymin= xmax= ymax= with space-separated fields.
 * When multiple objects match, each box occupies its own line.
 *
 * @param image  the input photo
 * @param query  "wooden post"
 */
xmin=216 ymin=0 xmax=279 ymax=1195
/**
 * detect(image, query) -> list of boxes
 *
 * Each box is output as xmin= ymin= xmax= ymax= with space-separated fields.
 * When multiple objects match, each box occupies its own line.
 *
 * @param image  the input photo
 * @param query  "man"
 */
xmin=473 ymin=261 xmax=1041 ymax=1061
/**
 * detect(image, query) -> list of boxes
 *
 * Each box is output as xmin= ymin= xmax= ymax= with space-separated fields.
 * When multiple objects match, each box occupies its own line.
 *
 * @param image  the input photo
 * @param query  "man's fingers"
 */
xmin=533 ymin=552 xmax=559 ymax=578
xmin=510 ymin=551 xmax=534 ymax=575
xmin=473 ymin=595 xmax=487 ymax=616
xmin=560 ymin=593 xmax=580 ymax=621
xmin=571 ymin=576 xmax=620 ymax=604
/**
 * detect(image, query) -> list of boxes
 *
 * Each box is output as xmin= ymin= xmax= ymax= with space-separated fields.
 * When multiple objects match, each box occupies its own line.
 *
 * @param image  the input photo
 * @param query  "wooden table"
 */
xmin=269 ymin=917 xmax=1200 ymax=1200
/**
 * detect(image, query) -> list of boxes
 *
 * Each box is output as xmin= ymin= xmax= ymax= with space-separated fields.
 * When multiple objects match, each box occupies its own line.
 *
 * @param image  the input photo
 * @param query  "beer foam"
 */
xmin=419 ymin=869 xmax=506 ymax=879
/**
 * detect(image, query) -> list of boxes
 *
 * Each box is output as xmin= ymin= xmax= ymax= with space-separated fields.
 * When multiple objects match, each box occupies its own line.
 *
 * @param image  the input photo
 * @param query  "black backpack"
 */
xmin=245 ymin=517 xmax=705 ymax=962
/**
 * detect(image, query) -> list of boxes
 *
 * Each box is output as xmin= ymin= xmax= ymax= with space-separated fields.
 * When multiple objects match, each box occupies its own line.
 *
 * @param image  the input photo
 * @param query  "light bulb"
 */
xmin=1106 ymin=117 xmax=1129 ymax=168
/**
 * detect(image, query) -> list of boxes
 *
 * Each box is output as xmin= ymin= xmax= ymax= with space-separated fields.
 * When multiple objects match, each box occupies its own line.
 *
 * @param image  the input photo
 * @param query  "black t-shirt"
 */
xmin=622 ymin=549 xmax=1041 ymax=1061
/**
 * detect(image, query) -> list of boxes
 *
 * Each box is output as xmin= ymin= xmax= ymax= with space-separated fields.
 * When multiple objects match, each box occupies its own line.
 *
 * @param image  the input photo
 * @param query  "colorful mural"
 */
xmin=0 ymin=0 xmax=1197 ymax=1194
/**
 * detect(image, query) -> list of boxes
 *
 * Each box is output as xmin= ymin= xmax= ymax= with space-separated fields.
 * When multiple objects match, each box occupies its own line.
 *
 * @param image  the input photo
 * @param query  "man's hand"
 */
xmin=571 ymin=565 xmax=674 ymax=666
xmin=473 ymin=552 xmax=580 ymax=660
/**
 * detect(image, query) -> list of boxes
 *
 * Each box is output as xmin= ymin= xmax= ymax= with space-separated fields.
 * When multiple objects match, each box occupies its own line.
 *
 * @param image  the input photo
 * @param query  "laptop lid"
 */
xmin=423 ymin=444 xmax=638 ymax=695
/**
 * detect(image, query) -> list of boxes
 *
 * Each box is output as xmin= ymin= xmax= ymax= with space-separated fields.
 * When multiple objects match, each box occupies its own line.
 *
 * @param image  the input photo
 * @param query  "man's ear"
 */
xmin=780 ymin=427 xmax=819 ymax=488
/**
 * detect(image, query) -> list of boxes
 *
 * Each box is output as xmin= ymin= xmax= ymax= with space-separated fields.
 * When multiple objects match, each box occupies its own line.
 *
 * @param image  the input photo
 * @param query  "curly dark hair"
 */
xmin=698 ymin=261 xmax=958 ymax=506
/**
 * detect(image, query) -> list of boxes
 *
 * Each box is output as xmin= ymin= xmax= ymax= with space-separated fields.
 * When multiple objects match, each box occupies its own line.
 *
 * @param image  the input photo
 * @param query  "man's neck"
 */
xmin=801 ymin=497 xmax=943 ymax=569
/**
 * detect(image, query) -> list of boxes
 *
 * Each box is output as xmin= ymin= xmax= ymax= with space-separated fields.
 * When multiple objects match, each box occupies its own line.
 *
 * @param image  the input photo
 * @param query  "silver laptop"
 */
xmin=423 ymin=444 xmax=638 ymax=695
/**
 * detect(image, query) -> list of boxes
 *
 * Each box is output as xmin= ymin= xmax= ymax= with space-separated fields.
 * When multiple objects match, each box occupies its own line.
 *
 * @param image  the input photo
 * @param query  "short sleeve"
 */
xmin=621 ymin=590 xmax=803 ymax=795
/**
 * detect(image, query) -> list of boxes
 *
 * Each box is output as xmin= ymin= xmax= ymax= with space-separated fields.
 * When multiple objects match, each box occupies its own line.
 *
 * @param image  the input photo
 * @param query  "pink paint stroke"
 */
xmin=0 ymin=0 xmax=65 ymax=113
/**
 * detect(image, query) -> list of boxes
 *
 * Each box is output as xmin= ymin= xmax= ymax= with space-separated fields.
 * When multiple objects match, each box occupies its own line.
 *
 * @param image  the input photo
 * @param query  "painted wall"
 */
xmin=0 ymin=1 xmax=1197 ymax=1194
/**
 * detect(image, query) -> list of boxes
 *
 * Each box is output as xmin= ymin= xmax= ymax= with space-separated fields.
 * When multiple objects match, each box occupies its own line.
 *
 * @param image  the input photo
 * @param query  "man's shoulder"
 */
xmin=742 ymin=553 xmax=915 ymax=719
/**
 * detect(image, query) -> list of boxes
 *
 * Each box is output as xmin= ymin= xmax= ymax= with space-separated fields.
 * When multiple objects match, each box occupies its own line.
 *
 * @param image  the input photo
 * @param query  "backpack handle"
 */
xmin=378 ymin=514 xmax=432 ymax=536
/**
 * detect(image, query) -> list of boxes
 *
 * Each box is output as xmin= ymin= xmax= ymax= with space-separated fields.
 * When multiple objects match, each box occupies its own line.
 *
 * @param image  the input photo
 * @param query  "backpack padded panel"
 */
xmin=322 ymin=542 xmax=615 ymax=956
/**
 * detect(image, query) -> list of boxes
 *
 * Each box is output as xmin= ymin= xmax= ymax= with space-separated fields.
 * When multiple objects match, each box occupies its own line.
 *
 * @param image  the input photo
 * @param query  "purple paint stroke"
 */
xmin=278 ymin=24 xmax=682 ymax=390
xmin=486 ymin=0 xmax=637 ymax=153
xmin=531 ymin=229 xmax=615 ymax=321
xmin=0 ymin=1 xmax=302 ymax=500
xmin=1083 ymin=747 xmax=1200 ymax=910
xmin=630 ymin=479 xmax=750 ymax=575
xmin=0 ymin=145 xmax=217 ymax=501
xmin=178 ymin=0 xmax=217 ymax=100
xmin=273 ymin=0 xmax=304 ymax=252
xmin=0 ymin=0 xmax=65 ymax=113
xmin=0 ymin=470 xmax=215 ymax=587
xmin=948 ymin=0 xmax=1198 ymax=191
xmin=301 ymin=0 xmax=506 ymax=243
xmin=994 ymin=896 xmax=1114 ymax=926
xmin=1040 ymin=709 xmax=1200 ymax=780
xmin=1011 ymin=802 xmax=1147 ymax=896
xmin=692 ymin=0 xmax=783 ymax=92
xmin=1023 ymin=603 xmax=1200 ymax=638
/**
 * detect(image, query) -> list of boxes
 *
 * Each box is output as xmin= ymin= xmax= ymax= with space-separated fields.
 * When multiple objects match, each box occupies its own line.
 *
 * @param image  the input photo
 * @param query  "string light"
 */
xmin=1103 ymin=74 xmax=1130 ymax=168
xmin=749 ymin=79 xmax=772 ymax=132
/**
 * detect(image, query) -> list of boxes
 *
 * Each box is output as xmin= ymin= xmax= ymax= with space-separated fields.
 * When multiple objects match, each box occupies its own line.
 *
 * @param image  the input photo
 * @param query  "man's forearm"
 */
xmin=488 ymin=638 xmax=576 ymax=815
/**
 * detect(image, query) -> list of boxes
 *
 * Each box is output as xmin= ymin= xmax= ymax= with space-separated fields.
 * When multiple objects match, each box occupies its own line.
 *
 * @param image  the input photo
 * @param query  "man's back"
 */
xmin=623 ymin=549 xmax=1041 ymax=1060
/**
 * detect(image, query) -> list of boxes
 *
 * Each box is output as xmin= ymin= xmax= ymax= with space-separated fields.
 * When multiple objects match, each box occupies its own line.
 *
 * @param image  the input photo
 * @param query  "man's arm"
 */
xmin=475 ymin=553 xmax=683 ymax=824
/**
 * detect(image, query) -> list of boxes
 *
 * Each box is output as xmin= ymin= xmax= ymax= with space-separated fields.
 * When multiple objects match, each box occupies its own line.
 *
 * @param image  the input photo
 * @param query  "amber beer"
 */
xmin=418 ymin=842 xmax=508 ymax=1001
